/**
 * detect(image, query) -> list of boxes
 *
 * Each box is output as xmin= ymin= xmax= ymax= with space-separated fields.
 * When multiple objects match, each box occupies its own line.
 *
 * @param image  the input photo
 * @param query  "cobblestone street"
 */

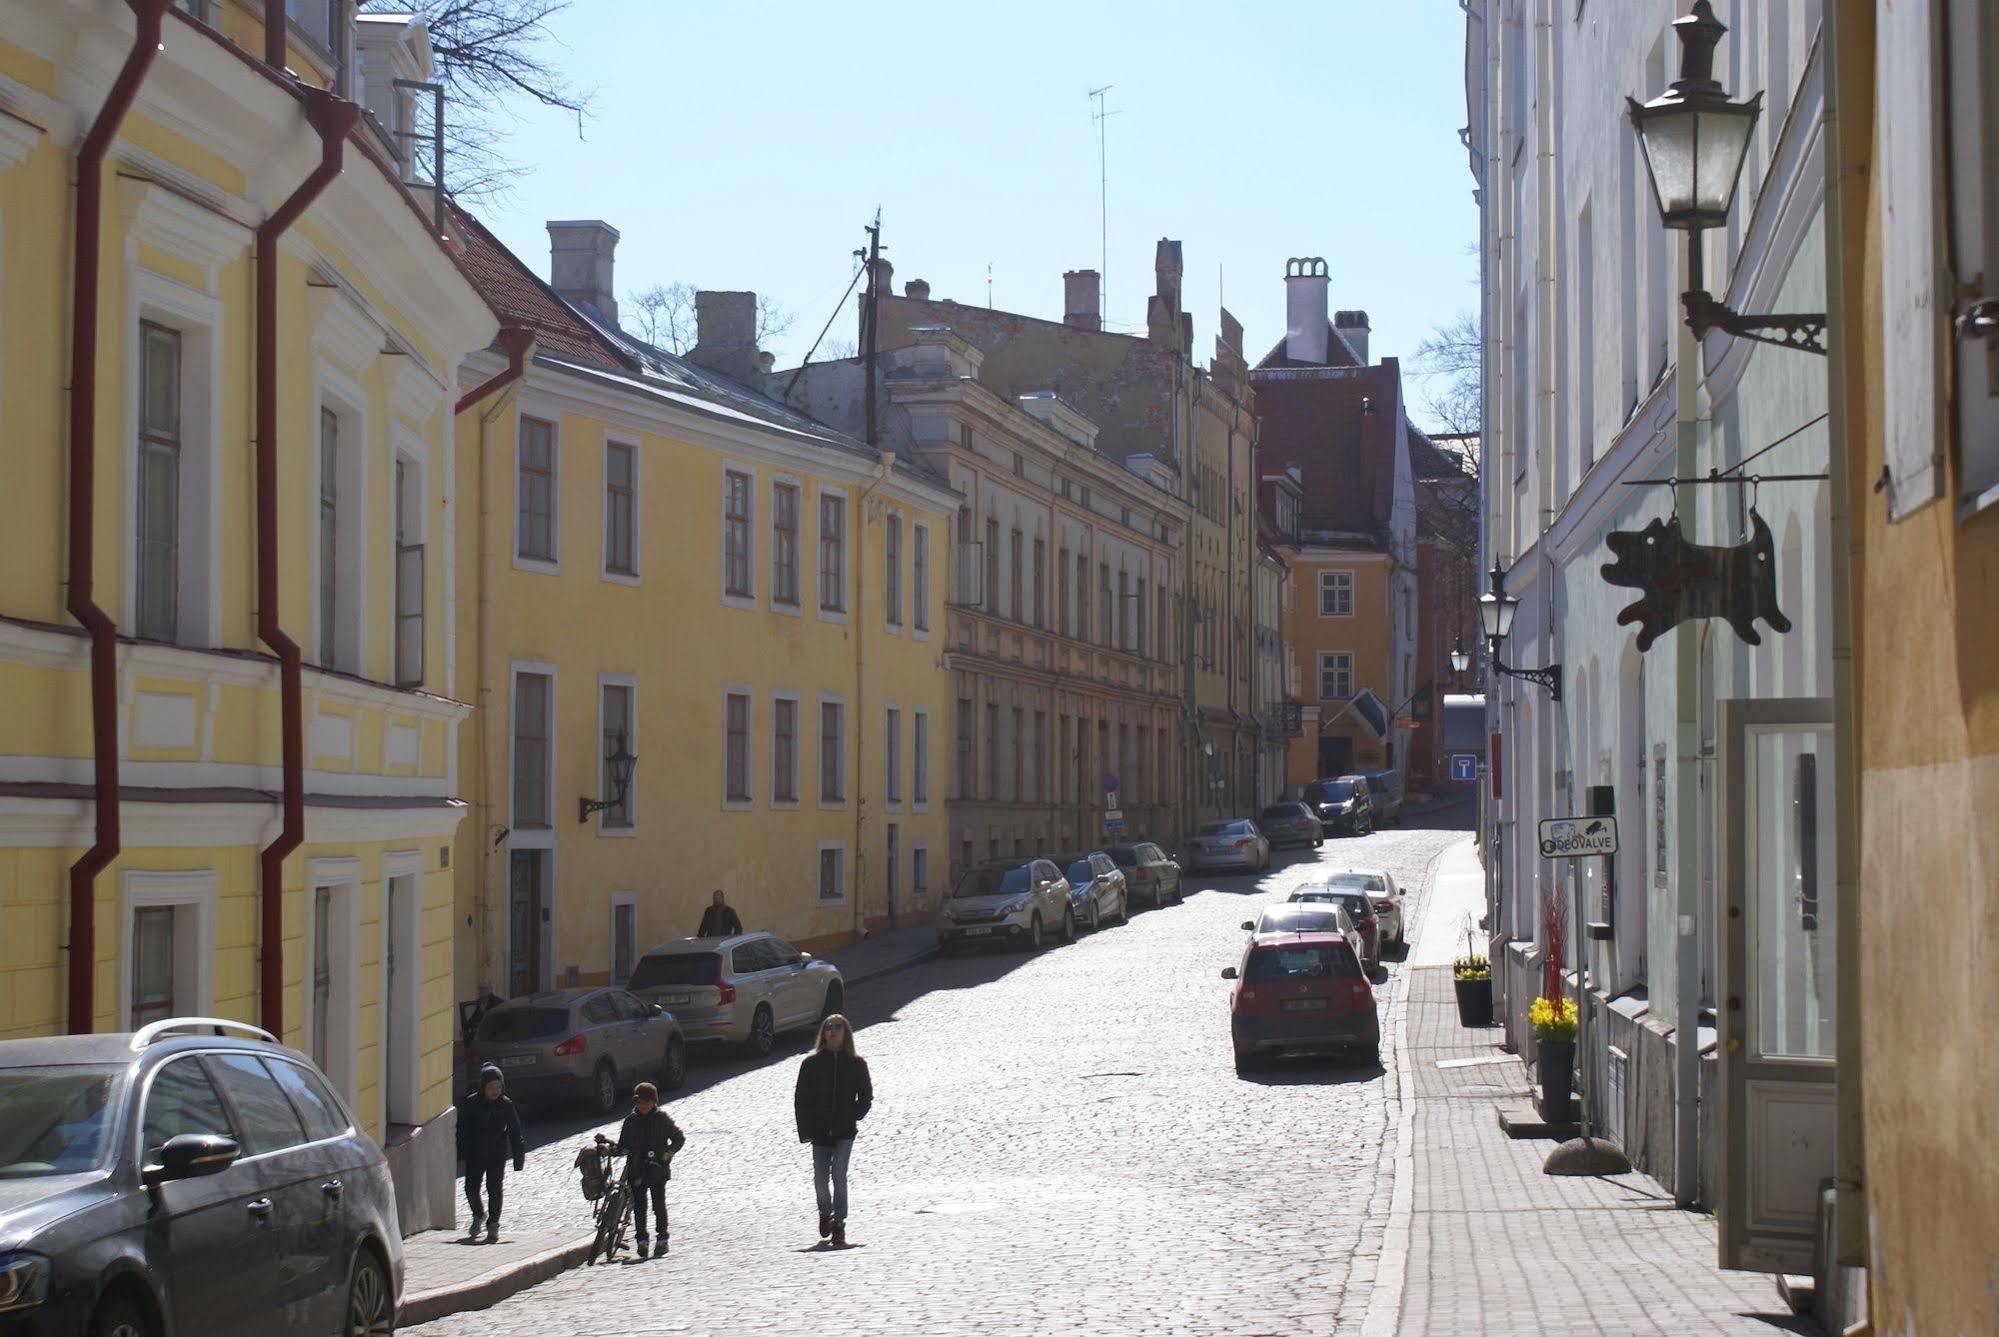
xmin=408 ymin=812 xmax=1469 ymax=1334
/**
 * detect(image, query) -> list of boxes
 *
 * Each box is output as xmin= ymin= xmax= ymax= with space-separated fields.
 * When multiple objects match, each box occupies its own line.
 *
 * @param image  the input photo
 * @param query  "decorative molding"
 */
xmin=131 ymin=690 xmax=199 ymax=752
xmin=0 ymin=753 xmax=456 ymax=801
xmin=309 ymin=708 xmax=356 ymax=766
xmin=116 ymin=175 xmax=251 ymax=289
xmin=0 ymin=795 xmax=468 ymax=848
xmin=385 ymin=721 xmax=420 ymax=770
xmin=308 ymin=282 xmax=384 ymax=376
xmin=383 ymin=350 xmax=446 ymax=430
xmin=0 ymin=108 xmax=42 ymax=171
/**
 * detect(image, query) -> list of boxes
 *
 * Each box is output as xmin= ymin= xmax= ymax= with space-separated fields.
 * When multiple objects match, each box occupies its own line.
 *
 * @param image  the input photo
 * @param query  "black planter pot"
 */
xmin=1453 ymin=976 xmax=1494 ymax=1027
xmin=1537 ymin=1037 xmax=1577 ymax=1124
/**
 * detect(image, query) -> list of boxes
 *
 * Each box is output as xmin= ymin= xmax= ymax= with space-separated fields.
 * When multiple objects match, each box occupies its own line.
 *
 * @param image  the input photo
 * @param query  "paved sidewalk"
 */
xmin=819 ymin=919 xmax=938 ymax=986
xmin=1368 ymin=840 xmax=1812 ymax=1336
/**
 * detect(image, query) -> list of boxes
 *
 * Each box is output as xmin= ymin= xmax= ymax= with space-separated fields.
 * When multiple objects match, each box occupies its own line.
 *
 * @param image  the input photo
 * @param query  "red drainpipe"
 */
xmin=66 ymin=0 xmax=173 ymax=1036
xmin=264 ymin=0 xmax=286 ymax=69
xmin=455 ymin=327 xmax=537 ymax=416
xmin=256 ymin=88 xmax=362 ymax=1037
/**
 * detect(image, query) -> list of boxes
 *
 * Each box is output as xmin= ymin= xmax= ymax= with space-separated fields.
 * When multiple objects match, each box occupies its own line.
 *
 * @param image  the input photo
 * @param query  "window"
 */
xmin=956 ymin=696 xmax=975 ymax=798
xmin=913 ymin=847 xmax=928 ymax=896
xmin=172 ymin=0 xmax=213 ymax=21
xmin=517 ymin=416 xmax=556 ymax=563
xmin=318 ymin=406 xmax=339 ymax=668
xmin=986 ymin=701 xmax=1000 ymax=798
xmin=142 ymin=1057 xmax=233 ymax=1157
xmin=1118 ymin=570 xmax=1131 ymax=649
xmin=393 ymin=457 xmax=424 ymax=687
xmin=1136 ymin=578 xmax=1148 ymax=656
xmin=913 ymin=710 xmax=929 ymax=804
xmin=1058 ymin=545 xmax=1072 ymax=632
xmin=885 ymin=706 xmax=902 ymax=802
xmin=267 ymin=1059 xmax=346 ymax=1142
xmin=1318 ymin=651 xmax=1354 ymax=699
xmin=612 ymin=900 xmax=637 ymax=985
xmin=1319 ymin=570 xmax=1354 ymax=617
xmin=136 ymin=322 xmax=181 ymax=642
xmin=772 ymin=482 xmax=800 ymax=606
xmin=130 ymin=906 xmax=175 ymax=1028
xmin=1032 ymin=538 xmax=1046 ymax=628
xmin=1011 ymin=706 xmax=1024 ymax=800
xmin=1157 ymin=727 xmax=1169 ymax=803
xmin=1157 ymin=585 xmax=1170 ymax=660
xmin=912 ymin=523 xmax=929 ymax=631
xmin=885 ymin=514 xmax=903 ymax=626
xmin=1009 ymin=528 xmax=1023 ymax=622
xmin=819 ymin=847 xmax=845 ymax=901
xmin=725 ymin=692 xmax=751 ymax=802
xmin=1033 ymin=709 xmax=1048 ymax=802
xmin=605 ymin=442 xmax=636 ymax=577
xmin=207 ymin=1054 xmax=305 ymax=1157
xmin=820 ymin=700 xmax=845 ymax=801
xmin=1100 ymin=562 xmax=1113 ymax=644
xmin=773 ymin=696 xmax=799 ymax=803
xmin=819 ymin=493 xmax=846 ymax=612
xmin=985 ymin=518 xmax=1000 ymax=614
xmin=1075 ymin=552 xmax=1090 ymax=639
xmin=723 ymin=469 xmax=752 ymax=598
xmin=601 ymin=683 xmax=633 ymax=827
xmin=512 ymin=671 xmax=551 ymax=826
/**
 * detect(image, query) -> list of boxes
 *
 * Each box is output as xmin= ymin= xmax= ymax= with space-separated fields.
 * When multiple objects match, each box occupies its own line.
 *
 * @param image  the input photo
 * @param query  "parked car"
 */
xmin=1186 ymin=819 xmax=1271 ymax=874
xmin=0 ymin=1017 xmax=403 ymax=1336
xmin=1321 ymin=868 xmax=1407 ymax=950
xmin=470 ymin=986 xmax=686 ymax=1114
xmin=1060 ymin=852 xmax=1129 ymax=932
xmin=1301 ymin=776 xmax=1375 ymax=836
xmin=936 ymin=858 xmax=1075 ymax=953
xmin=1288 ymin=885 xmax=1382 ymax=966
xmin=1105 ymin=842 xmax=1184 ymax=907
xmin=628 ymin=933 xmax=842 ymax=1059
xmin=1240 ymin=903 xmax=1365 ymax=965
xmin=1257 ymin=802 xmax=1325 ymax=850
xmin=1359 ymin=769 xmax=1405 ymax=825
xmin=1222 ymin=933 xmax=1379 ymax=1071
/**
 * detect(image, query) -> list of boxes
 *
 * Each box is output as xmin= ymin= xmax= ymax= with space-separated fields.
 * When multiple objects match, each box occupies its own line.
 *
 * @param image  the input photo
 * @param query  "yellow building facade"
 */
xmin=1281 ymin=548 xmax=1398 ymax=783
xmin=448 ymin=215 xmax=956 ymax=1004
xmin=0 ymin=2 xmax=495 ymax=1230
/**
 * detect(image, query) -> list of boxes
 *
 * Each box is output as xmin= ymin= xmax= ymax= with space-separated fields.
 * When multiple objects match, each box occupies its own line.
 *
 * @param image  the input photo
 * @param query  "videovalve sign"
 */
xmin=1537 ymin=816 xmax=1619 ymax=859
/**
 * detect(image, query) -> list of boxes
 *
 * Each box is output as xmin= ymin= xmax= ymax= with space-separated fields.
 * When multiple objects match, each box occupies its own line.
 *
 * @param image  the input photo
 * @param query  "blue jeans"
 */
xmin=812 ymin=1139 xmax=853 ymax=1222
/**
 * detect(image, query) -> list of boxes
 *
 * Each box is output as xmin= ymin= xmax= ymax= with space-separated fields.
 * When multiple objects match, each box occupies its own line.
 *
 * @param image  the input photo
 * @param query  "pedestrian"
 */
xmin=696 ymin=889 xmax=744 ymax=938
xmin=455 ymin=1062 xmax=525 ymax=1244
xmin=793 ymin=1012 xmax=871 ymax=1246
xmin=603 ymin=1080 xmax=686 ymax=1258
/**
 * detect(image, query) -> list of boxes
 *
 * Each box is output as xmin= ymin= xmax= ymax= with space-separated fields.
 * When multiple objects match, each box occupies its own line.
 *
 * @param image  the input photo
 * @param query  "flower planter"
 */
xmin=1537 ymin=1037 xmax=1576 ymax=1124
xmin=1453 ymin=976 xmax=1494 ymax=1027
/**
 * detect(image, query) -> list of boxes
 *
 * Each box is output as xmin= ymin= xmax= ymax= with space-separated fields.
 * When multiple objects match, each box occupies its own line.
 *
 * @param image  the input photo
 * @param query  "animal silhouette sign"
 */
xmin=1599 ymin=510 xmax=1792 ymax=652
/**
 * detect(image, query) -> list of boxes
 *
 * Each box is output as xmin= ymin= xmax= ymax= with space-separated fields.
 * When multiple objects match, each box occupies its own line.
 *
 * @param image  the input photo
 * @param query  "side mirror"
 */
xmin=786 ymin=954 xmax=805 ymax=967
xmin=144 ymin=1132 xmax=240 ymax=1187
xmin=1220 ymin=966 xmax=1239 ymax=980
xmin=799 ymin=951 xmax=814 ymax=962
xmin=651 ymin=1002 xmax=667 ymax=1016
xmin=1240 ymin=921 xmax=1254 ymax=931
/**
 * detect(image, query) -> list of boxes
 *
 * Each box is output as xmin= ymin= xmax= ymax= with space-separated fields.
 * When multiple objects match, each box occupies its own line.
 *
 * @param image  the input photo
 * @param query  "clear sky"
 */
xmin=472 ymin=1 xmax=1478 ymax=422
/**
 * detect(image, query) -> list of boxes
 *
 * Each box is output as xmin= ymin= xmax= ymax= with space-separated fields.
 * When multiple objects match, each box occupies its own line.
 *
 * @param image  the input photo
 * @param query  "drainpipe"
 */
xmin=853 ymin=449 xmax=894 ymax=942
xmin=457 ymin=327 xmax=535 ymax=416
xmin=65 ymin=0 xmax=172 ymax=1036
xmin=256 ymin=88 xmax=362 ymax=1036
xmin=264 ymin=0 xmax=286 ymax=69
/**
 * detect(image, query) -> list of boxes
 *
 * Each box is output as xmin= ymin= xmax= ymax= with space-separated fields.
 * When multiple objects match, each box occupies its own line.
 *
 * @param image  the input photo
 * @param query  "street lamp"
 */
xmin=1449 ymin=638 xmax=1471 ymax=676
xmin=579 ymin=732 xmax=637 ymax=823
xmin=1480 ymin=559 xmax=1562 ymax=702
xmin=1628 ymin=1 xmax=1826 ymax=354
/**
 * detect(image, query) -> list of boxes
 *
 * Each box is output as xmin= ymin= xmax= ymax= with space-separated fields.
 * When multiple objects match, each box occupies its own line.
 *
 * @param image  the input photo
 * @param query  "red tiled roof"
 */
xmin=447 ymin=201 xmax=630 ymax=370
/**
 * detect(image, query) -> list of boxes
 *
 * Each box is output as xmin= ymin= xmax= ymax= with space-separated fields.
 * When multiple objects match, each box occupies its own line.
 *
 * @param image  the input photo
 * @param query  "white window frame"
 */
xmin=816 ymin=840 xmax=847 ymax=903
xmin=817 ymin=487 xmax=849 ymax=623
xmin=596 ymin=672 xmax=638 ymax=835
xmin=912 ymin=845 xmax=929 ymax=899
xmin=509 ymin=661 xmax=557 ymax=834
xmin=303 ymin=856 xmax=363 ymax=1107
xmin=513 ymin=409 xmax=560 ymax=573
xmin=311 ymin=359 xmax=369 ymax=676
xmin=721 ymin=461 xmax=758 ymax=610
xmin=601 ymin=434 xmax=641 ymax=585
xmin=770 ymin=474 xmax=803 ymax=615
xmin=1318 ymin=569 xmax=1355 ymax=618
xmin=1317 ymin=650 xmax=1355 ymax=700
xmin=771 ymin=689 xmax=802 ymax=809
xmin=390 ymin=436 xmax=427 ymax=689
xmin=609 ymin=890 xmax=640 ymax=986
xmin=884 ymin=510 xmax=904 ymax=631
xmin=118 ymin=869 xmax=217 ymax=1030
xmin=911 ymin=707 xmax=930 ymax=811
xmin=884 ymin=702 xmax=902 ymax=808
xmin=722 ymin=684 xmax=755 ymax=811
xmin=817 ymin=691 xmax=848 ymax=808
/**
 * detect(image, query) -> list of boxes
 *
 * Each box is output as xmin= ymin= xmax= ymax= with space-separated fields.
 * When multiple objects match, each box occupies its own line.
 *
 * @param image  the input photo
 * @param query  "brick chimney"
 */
xmin=547 ymin=220 xmax=620 ymax=324
xmin=1335 ymin=308 xmax=1372 ymax=364
xmin=904 ymin=278 xmax=931 ymax=301
xmin=1063 ymin=269 xmax=1101 ymax=331
xmin=1284 ymin=257 xmax=1330 ymax=364
xmin=687 ymin=291 xmax=760 ymax=383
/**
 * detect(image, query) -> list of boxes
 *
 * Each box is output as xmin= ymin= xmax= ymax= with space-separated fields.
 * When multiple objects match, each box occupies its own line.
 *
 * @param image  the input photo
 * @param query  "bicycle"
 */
xmin=578 ymin=1138 xmax=632 ymax=1266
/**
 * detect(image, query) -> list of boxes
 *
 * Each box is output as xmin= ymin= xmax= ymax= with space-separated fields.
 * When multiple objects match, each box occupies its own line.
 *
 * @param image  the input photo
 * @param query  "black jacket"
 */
xmin=794 ymin=1049 xmax=872 ymax=1144
xmin=697 ymin=904 xmax=744 ymax=938
xmin=614 ymin=1107 xmax=687 ymax=1182
xmin=456 ymin=1067 xmax=526 ymax=1171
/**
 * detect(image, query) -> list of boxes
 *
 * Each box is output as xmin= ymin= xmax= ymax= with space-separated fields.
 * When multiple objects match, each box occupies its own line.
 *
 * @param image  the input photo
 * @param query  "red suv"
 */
xmin=1222 ymin=933 xmax=1379 ymax=1072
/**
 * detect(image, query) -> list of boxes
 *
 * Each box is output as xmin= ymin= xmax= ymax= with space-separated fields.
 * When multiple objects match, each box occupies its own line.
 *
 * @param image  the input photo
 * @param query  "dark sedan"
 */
xmin=1257 ymin=802 xmax=1325 ymax=850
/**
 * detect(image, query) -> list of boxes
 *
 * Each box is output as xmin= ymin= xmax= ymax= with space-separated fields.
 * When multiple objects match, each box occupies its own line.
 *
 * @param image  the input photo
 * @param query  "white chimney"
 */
xmin=547 ymin=220 xmax=620 ymax=324
xmin=1064 ymin=269 xmax=1101 ymax=331
xmin=1335 ymin=309 xmax=1372 ymax=364
xmin=1284 ymin=256 xmax=1329 ymax=364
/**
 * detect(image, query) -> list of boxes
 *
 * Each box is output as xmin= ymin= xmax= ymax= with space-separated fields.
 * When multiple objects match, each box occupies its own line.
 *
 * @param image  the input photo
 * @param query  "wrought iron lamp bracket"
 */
xmin=1683 ymin=288 xmax=1828 ymax=355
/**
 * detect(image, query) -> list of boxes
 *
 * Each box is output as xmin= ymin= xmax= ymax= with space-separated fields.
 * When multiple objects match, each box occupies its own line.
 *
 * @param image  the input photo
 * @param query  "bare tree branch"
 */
xmin=623 ymin=284 xmax=796 ymax=356
xmin=1411 ymin=308 xmax=1482 ymax=437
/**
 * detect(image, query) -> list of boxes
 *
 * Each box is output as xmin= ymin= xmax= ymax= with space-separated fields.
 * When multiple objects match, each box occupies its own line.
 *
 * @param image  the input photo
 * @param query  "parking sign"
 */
xmin=1450 ymin=753 xmax=1479 ymax=783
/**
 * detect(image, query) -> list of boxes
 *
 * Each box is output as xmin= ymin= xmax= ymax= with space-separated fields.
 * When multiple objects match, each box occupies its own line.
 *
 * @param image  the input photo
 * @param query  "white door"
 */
xmin=1718 ymin=699 xmax=1837 ymax=1274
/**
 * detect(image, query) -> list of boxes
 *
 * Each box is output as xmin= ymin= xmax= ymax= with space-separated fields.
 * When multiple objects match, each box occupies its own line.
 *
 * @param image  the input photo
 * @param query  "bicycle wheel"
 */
xmin=588 ymin=1185 xmax=625 ymax=1266
xmin=608 ymin=1189 xmax=633 ymax=1259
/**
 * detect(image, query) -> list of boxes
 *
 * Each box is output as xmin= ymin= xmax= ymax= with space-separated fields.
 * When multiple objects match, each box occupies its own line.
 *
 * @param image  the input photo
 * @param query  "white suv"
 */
xmin=938 ymin=858 xmax=1076 ymax=952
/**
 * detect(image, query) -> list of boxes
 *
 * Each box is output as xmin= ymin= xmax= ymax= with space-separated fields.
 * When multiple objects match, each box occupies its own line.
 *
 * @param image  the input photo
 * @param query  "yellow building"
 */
xmin=1279 ymin=547 xmax=1402 ymax=782
xmin=0 ymin=3 xmax=494 ymax=1228
xmin=447 ymin=210 xmax=956 ymax=1004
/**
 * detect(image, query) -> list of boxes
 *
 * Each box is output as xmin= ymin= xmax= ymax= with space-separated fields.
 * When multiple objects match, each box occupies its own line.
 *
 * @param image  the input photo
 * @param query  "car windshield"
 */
xmin=0 ymin=1066 xmax=122 ymax=1178
xmin=1321 ymin=782 xmax=1355 ymax=800
xmin=1333 ymin=893 xmax=1375 ymax=919
xmin=1326 ymin=872 xmax=1387 ymax=893
xmin=1244 ymin=944 xmax=1362 ymax=982
xmin=952 ymin=866 xmax=1031 ymax=898
xmin=1259 ymin=805 xmax=1304 ymax=821
xmin=476 ymin=1006 xmax=571 ymax=1043
xmin=1065 ymin=861 xmax=1095 ymax=885
xmin=1105 ymin=845 xmax=1140 ymax=865
xmin=1257 ymin=908 xmax=1343 ymax=935
xmin=628 ymin=953 xmax=719 ymax=990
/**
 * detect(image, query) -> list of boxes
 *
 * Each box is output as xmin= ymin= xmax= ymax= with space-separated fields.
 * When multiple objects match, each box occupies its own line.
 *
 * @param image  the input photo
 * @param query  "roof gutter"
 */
xmin=455 ymin=326 xmax=536 ymax=416
xmin=66 ymin=0 xmax=172 ymax=1036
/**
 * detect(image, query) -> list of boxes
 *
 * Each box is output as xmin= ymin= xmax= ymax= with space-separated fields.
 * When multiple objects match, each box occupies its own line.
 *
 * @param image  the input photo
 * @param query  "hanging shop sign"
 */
xmin=1600 ymin=508 xmax=1792 ymax=652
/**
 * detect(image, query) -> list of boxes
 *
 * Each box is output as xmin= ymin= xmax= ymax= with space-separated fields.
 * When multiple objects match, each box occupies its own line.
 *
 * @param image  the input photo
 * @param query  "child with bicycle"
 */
xmin=596 ymin=1081 xmax=685 ymax=1257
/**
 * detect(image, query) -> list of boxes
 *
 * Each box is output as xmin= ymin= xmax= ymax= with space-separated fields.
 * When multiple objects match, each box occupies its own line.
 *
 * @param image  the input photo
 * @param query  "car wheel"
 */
xmin=1313 ymin=837 xmax=1324 ymax=848
xmin=820 ymin=982 xmax=845 ymax=1022
xmin=1025 ymin=913 xmax=1044 ymax=951
xmin=1087 ymin=900 xmax=1100 ymax=933
xmin=89 ymin=1298 xmax=152 ymax=1337
xmin=1359 ymin=1043 xmax=1382 ymax=1068
xmin=1116 ymin=892 xmax=1129 ymax=926
xmin=1060 ymin=907 xmax=1077 ymax=944
xmin=591 ymin=1059 xmax=619 ymax=1116
xmin=659 ymin=1035 xmax=687 ymax=1091
xmin=345 ymin=1248 xmax=394 ymax=1336
xmin=1233 ymin=1048 xmax=1258 ymax=1075
xmin=746 ymin=1004 xmax=776 ymax=1057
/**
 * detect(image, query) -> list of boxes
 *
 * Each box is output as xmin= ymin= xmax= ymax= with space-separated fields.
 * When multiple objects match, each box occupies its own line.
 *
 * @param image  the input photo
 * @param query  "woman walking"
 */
xmin=793 ymin=1013 xmax=872 ymax=1246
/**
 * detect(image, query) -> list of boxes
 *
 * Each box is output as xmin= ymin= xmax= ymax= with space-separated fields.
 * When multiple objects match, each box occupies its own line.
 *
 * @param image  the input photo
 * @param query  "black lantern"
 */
xmin=1449 ymin=638 xmax=1471 ymax=676
xmin=1482 ymin=560 xmax=1562 ymax=701
xmin=579 ymin=732 xmax=637 ymax=823
xmin=1627 ymin=1 xmax=1826 ymax=354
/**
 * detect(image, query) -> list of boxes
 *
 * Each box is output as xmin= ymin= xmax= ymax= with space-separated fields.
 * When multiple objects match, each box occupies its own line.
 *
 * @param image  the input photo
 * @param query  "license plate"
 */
xmin=501 ymin=1055 xmax=537 ymax=1066
xmin=1282 ymin=998 xmax=1328 ymax=1012
xmin=960 ymin=926 xmax=992 ymax=936
xmin=662 ymin=994 xmax=692 ymax=1006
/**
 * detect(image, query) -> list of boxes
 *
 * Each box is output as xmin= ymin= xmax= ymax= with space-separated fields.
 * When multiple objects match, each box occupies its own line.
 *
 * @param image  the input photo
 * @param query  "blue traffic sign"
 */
xmin=1450 ymin=753 xmax=1479 ymax=783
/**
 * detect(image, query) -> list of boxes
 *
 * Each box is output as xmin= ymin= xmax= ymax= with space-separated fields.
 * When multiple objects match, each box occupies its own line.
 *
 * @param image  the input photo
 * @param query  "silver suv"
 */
xmin=937 ymin=859 xmax=1075 ymax=952
xmin=627 ymin=933 xmax=844 ymax=1057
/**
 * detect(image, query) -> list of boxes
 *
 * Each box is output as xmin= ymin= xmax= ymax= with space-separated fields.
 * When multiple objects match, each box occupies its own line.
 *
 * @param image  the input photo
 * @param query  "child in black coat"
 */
xmin=456 ymin=1063 xmax=525 ymax=1243
xmin=600 ymin=1081 xmax=686 ymax=1256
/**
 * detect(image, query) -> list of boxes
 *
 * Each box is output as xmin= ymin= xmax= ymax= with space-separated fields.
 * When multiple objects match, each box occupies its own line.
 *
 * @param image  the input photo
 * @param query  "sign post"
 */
xmin=1536 ymin=814 xmax=1630 ymax=1172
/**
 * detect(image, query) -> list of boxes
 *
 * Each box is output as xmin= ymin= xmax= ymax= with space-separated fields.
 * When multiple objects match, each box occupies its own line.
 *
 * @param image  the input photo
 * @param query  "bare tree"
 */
xmin=820 ymin=337 xmax=858 ymax=361
xmin=359 ymin=0 xmax=589 ymax=200
xmin=623 ymin=283 xmax=796 ymax=355
xmin=1411 ymin=309 xmax=1482 ymax=437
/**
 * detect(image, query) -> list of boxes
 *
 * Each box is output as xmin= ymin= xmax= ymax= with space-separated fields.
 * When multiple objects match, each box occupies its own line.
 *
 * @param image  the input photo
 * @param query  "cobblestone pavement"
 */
xmin=408 ymin=811 xmax=1471 ymax=1335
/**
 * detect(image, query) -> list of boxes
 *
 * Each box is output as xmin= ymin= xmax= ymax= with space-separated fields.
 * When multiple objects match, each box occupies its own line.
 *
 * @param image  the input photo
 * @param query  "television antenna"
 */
xmin=1089 ymin=84 xmax=1119 ymax=325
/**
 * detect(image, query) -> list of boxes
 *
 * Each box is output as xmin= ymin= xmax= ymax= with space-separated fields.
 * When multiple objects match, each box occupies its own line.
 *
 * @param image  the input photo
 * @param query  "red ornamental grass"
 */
xmin=1541 ymin=885 xmax=1566 ymax=1004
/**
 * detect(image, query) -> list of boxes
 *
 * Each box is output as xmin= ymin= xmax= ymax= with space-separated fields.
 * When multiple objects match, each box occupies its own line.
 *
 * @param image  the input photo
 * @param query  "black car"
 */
xmin=1302 ymin=776 xmax=1375 ymax=836
xmin=1104 ymin=842 xmax=1184 ymax=907
xmin=0 ymin=1018 xmax=402 ymax=1336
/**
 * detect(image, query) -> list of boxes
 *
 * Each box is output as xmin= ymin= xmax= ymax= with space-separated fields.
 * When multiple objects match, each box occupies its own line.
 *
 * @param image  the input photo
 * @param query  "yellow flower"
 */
xmin=1529 ymin=995 xmax=1578 ymax=1040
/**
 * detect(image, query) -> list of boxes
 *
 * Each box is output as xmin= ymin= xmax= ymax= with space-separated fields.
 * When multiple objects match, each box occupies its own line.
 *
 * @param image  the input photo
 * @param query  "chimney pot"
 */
xmin=1283 ymin=256 xmax=1330 ymax=365
xmin=1335 ymin=308 xmax=1372 ymax=364
xmin=905 ymin=278 xmax=931 ymax=300
xmin=546 ymin=219 xmax=621 ymax=325
xmin=1063 ymin=269 xmax=1101 ymax=331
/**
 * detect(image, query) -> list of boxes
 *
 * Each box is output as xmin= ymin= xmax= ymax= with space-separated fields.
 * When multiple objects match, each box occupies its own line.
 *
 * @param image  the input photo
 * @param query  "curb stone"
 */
xmin=398 ymin=1234 xmax=594 ymax=1329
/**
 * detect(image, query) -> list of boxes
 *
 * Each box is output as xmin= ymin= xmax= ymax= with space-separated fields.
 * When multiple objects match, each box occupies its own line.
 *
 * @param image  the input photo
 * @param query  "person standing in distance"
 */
xmin=696 ymin=889 xmax=743 ymax=938
xmin=455 ymin=1063 xmax=525 ymax=1243
xmin=793 ymin=1013 xmax=871 ymax=1246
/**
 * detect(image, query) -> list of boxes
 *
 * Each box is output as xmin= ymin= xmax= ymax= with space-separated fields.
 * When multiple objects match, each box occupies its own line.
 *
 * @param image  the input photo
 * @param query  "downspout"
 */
xmin=65 ymin=0 xmax=172 ymax=1035
xmin=256 ymin=88 xmax=362 ymax=1036
xmin=853 ymin=449 xmax=893 ymax=942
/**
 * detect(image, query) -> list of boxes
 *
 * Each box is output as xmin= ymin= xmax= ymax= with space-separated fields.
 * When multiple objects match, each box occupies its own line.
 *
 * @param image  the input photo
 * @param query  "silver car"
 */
xmin=1243 ymin=902 xmax=1365 ymax=964
xmin=1322 ymin=868 xmax=1407 ymax=949
xmin=1061 ymin=851 xmax=1130 ymax=932
xmin=470 ymin=987 xmax=686 ymax=1116
xmin=628 ymin=933 xmax=844 ymax=1057
xmin=1186 ymin=818 xmax=1271 ymax=874
xmin=937 ymin=858 xmax=1076 ymax=952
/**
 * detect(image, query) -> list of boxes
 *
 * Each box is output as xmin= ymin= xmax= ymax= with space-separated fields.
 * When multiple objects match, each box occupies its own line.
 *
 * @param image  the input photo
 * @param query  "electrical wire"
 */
xmin=1714 ymin=410 xmax=1830 ymax=479
xmin=781 ymin=256 xmax=867 ymax=403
